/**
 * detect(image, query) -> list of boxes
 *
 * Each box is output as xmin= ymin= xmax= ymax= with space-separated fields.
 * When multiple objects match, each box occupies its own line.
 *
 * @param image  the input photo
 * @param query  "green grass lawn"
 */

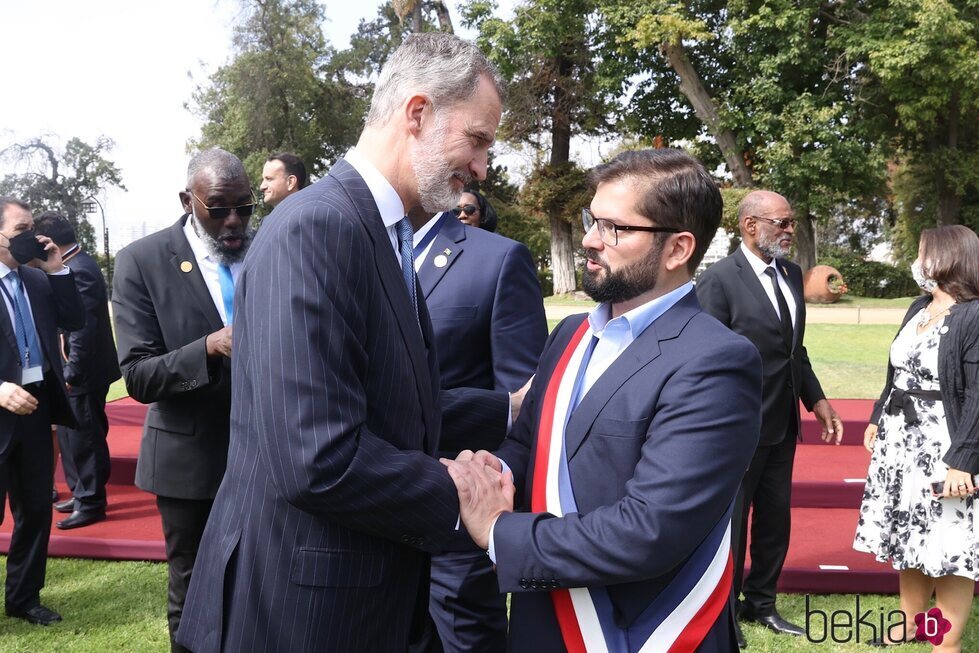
xmin=805 ymin=324 xmax=894 ymax=399
xmin=4 ymin=557 xmax=976 ymax=651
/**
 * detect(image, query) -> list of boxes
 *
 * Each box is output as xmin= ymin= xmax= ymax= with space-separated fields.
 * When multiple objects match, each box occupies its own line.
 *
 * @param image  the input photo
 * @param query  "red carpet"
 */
xmin=7 ymin=396 xmax=944 ymax=595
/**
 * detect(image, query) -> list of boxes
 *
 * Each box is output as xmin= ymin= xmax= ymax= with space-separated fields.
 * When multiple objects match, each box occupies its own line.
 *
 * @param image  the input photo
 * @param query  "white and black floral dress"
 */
xmin=853 ymin=309 xmax=978 ymax=580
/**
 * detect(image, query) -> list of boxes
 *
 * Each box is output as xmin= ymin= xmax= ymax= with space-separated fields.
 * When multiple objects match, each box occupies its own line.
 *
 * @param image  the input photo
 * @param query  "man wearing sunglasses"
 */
xmin=696 ymin=190 xmax=843 ymax=648
xmin=111 ymin=147 xmax=254 ymax=653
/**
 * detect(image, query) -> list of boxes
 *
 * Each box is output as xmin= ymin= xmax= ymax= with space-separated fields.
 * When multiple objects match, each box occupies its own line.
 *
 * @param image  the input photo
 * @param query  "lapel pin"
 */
xmin=433 ymin=254 xmax=448 ymax=268
xmin=940 ymin=325 xmax=949 ymax=335
xmin=443 ymin=248 xmax=452 ymax=256
xmin=180 ymin=261 xmax=193 ymax=273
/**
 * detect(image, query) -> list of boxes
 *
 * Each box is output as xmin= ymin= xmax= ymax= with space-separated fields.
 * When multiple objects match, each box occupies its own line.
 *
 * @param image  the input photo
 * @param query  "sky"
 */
xmin=0 ymin=0 xmax=421 ymax=250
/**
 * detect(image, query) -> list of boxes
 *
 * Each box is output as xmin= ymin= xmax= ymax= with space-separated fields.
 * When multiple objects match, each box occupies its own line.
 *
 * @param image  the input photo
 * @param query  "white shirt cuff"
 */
xmin=47 ymin=265 xmax=70 ymax=275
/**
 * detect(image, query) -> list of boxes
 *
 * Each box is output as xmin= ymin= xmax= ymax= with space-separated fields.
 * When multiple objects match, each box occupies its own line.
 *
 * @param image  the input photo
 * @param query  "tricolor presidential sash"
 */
xmin=530 ymin=319 xmax=734 ymax=653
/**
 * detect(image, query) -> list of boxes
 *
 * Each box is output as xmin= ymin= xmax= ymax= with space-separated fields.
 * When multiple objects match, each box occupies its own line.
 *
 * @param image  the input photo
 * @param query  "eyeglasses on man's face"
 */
xmin=750 ymin=215 xmax=796 ymax=231
xmin=582 ymin=208 xmax=680 ymax=247
xmin=190 ymin=190 xmax=257 ymax=220
xmin=453 ymin=204 xmax=478 ymax=217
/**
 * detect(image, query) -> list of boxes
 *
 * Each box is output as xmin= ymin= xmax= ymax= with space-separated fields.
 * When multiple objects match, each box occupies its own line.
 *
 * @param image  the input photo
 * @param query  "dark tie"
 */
xmin=396 ymin=217 xmax=417 ymax=316
xmin=5 ymin=271 xmax=45 ymax=371
xmin=217 ymin=263 xmax=235 ymax=326
xmin=763 ymin=267 xmax=793 ymax=347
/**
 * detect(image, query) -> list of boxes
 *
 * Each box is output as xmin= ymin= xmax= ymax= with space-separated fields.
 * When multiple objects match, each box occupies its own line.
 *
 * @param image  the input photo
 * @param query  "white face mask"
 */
xmin=911 ymin=261 xmax=938 ymax=293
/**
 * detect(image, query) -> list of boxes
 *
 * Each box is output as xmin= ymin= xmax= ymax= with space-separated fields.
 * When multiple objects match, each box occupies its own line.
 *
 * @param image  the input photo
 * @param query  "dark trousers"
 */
xmin=732 ymin=432 xmax=797 ymax=615
xmin=429 ymin=549 xmax=508 ymax=653
xmin=0 ymin=386 xmax=53 ymax=611
xmin=57 ymin=386 xmax=110 ymax=513
xmin=156 ymin=495 xmax=213 ymax=653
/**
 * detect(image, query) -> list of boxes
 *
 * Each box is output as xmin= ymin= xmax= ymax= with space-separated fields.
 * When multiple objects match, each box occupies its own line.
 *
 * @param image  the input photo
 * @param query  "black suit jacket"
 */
xmin=0 ymin=265 xmax=84 ymax=439
xmin=178 ymin=159 xmax=507 ymax=653
xmin=419 ymin=214 xmax=547 ymax=455
xmin=62 ymin=249 xmax=121 ymax=394
xmin=112 ymin=217 xmax=232 ymax=500
xmin=696 ymin=247 xmax=824 ymax=446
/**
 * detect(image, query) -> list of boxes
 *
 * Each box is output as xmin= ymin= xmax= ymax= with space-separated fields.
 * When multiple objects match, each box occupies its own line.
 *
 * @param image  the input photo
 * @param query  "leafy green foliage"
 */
xmin=0 ymin=136 xmax=125 ymax=253
xmin=189 ymin=0 xmax=366 ymax=213
xmin=822 ymin=251 xmax=918 ymax=299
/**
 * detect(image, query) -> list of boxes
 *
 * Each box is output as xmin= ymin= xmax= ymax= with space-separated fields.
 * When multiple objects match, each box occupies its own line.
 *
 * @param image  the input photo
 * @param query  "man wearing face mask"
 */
xmin=697 ymin=190 xmax=844 ymax=648
xmin=0 ymin=197 xmax=83 ymax=626
xmin=111 ymin=148 xmax=254 ymax=653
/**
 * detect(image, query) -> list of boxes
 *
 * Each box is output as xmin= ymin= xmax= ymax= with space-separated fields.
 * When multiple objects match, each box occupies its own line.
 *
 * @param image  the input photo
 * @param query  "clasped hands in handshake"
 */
xmin=440 ymin=450 xmax=515 ymax=550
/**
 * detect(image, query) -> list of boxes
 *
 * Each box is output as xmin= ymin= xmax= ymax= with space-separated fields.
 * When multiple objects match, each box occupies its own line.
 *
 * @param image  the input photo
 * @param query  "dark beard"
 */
xmin=582 ymin=242 xmax=663 ymax=305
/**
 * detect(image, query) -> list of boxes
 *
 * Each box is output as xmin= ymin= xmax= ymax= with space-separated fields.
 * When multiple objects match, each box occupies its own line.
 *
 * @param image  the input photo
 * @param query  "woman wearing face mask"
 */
xmin=854 ymin=225 xmax=979 ymax=649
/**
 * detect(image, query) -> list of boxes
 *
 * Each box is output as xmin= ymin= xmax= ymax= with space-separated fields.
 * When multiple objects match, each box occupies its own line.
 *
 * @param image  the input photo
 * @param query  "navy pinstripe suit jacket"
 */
xmin=177 ymin=159 xmax=507 ymax=652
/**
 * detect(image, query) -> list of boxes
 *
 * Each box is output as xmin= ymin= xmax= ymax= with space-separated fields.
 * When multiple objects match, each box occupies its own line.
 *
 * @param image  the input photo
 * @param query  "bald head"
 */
xmin=738 ymin=190 xmax=795 ymax=262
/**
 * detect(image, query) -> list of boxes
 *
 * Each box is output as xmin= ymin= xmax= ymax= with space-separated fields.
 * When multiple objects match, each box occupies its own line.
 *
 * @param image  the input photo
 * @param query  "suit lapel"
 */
xmin=779 ymin=259 xmax=804 ymax=351
xmin=418 ymin=215 xmax=465 ymax=299
xmin=563 ymin=292 xmax=700 ymax=462
xmin=19 ymin=268 xmax=52 ymax=360
xmin=734 ymin=248 xmax=784 ymax=337
xmin=330 ymin=159 xmax=437 ymax=446
xmin=167 ymin=218 xmax=224 ymax=332
xmin=0 ymin=277 xmax=18 ymax=356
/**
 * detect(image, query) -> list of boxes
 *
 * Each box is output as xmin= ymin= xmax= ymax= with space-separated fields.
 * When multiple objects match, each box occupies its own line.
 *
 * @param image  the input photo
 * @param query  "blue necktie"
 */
xmin=218 ymin=263 xmax=235 ymax=326
xmin=396 ymin=218 xmax=418 ymax=316
xmin=5 ymin=271 xmax=45 ymax=371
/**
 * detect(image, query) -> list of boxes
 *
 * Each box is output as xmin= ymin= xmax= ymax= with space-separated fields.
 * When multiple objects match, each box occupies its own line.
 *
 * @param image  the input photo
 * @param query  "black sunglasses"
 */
xmin=453 ymin=204 xmax=479 ymax=217
xmin=191 ymin=190 xmax=257 ymax=220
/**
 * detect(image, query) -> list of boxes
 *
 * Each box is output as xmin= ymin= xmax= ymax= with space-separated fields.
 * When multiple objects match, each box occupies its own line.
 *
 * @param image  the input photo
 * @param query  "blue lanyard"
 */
xmin=413 ymin=212 xmax=450 ymax=259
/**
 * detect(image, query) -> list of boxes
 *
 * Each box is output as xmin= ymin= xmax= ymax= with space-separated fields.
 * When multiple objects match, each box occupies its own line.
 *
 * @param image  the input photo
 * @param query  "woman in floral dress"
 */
xmin=855 ymin=225 xmax=979 ymax=650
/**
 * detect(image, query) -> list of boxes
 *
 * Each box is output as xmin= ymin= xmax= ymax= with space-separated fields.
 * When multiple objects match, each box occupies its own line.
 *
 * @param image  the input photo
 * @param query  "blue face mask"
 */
xmin=911 ymin=261 xmax=937 ymax=293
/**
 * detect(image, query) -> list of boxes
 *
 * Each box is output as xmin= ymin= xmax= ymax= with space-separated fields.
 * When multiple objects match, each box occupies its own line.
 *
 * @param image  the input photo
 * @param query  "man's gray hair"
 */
xmin=365 ymin=32 xmax=505 ymax=127
xmin=186 ymin=148 xmax=247 ymax=187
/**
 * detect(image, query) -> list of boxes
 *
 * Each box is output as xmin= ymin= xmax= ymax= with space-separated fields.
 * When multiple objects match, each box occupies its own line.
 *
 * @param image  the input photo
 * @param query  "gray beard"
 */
xmin=189 ymin=213 xmax=254 ymax=265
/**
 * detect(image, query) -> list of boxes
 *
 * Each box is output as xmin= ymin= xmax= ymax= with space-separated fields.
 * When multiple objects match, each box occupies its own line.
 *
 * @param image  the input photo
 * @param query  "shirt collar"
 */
xmin=344 ymin=147 xmax=406 ymax=229
xmin=0 ymin=261 xmax=13 ymax=278
xmin=740 ymin=241 xmax=779 ymax=277
xmin=587 ymin=281 xmax=694 ymax=339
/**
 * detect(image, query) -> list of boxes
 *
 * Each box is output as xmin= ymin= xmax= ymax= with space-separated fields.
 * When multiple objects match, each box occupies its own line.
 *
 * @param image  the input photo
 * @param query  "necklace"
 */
xmin=918 ymin=300 xmax=955 ymax=328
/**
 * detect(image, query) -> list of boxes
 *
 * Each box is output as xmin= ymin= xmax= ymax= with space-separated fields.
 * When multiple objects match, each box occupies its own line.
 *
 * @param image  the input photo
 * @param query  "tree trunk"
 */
xmin=429 ymin=1 xmax=453 ymax=32
xmin=793 ymin=209 xmax=817 ymax=272
xmin=934 ymin=90 xmax=960 ymax=226
xmin=661 ymin=42 xmax=753 ymax=188
xmin=548 ymin=53 xmax=577 ymax=296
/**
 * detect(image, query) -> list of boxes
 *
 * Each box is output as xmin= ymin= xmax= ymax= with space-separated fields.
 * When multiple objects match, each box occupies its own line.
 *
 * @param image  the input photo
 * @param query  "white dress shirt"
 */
xmin=182 ymin=218 xmax=242 ymax=326
xmin=739 ymin=242 xmax=797 ymax=328
xmin=344 ymin=148 xmax=406 ymax=261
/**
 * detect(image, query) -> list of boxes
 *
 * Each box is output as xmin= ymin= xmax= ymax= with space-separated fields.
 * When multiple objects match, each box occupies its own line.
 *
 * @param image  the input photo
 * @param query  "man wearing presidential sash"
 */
xmin=445 ymin=148 xmax=763 ymax=652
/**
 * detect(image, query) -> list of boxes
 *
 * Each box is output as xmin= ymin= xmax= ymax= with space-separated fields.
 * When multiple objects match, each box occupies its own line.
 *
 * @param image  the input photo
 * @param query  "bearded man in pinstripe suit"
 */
xmin=178 ymin=33 xmax=512 ymax=652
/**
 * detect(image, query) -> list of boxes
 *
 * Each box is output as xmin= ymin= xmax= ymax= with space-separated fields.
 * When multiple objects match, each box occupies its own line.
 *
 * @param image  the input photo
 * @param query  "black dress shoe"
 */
xmin=5 ymin=604 xmax=62 ymax=626
xmin=740 ymin=608 xmax=805 ymax=636
xmin=56 ymin=510 xmax=106 ymax=530
xmin=734 ymin=618 xmax=747 ymax=648
xmin=53 ymin=498 xmax=75 ymax=514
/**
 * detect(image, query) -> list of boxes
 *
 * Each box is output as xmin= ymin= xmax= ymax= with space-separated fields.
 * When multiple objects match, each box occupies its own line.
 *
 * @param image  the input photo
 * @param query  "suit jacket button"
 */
xmin=519 ymin=579 xmax=529 ymax=589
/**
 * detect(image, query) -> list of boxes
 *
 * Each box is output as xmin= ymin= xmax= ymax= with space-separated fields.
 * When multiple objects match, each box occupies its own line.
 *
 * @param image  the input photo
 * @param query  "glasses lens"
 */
xmin=582 ymin=208 xmax=594 ymax=231
xmin=463 ymin=204 xmax=478 ymax=216
xmin=598 ymin=220 xmax=617 ymax=246
xmin=208 ymin=207 xmax=231 ymax=220
xmin=237 ymin=203 xmax=256 ymax=217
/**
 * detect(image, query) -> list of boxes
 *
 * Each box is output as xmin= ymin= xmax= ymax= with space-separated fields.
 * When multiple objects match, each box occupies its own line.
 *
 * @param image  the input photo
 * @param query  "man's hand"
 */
xmin=510 ymin=375 xmax=534 ymax=424
xmin=36 ymin=235 xmax=65 ymax=273
xmin=813 ymin=399 xmax=843 ymax=445
xmin=444 ymin=459 xmax=514 ymax=549
xmin=205 ymin=326 xmax=233 ymax=358
xmin=863 ymin=424 xmax=878 ymax=453
xmin=0 ymin=381 xmax=38 ymax=415
xmin=443 ymin=449 xmax=503 ymax=474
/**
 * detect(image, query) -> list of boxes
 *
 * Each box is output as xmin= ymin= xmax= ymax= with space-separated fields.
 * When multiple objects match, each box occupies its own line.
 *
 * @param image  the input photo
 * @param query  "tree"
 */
xmin=391 ymin=0 xmax=455 ymax=32
xmin=0 ymin=135 xmax=125 ymax=253
xmin=462 ymin=0 xmax=624 ymax=294
xmin=606 ymin=1 xmax=886 ymax=271
xmin=189 ymin=0 xmax=366 ymax=209
xmin=833 ymin=0 xmax=979 ymax=256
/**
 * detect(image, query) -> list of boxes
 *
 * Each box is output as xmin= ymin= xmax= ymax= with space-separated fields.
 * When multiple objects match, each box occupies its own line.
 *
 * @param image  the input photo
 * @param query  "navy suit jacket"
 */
xmin=178 ymin=159 xmax=507 ymax=653
xmin=493 ymin=291 xmax=762 ymax=652
xmin=419 ymin=214 xmax=547 ymax=455
xmin=113 ymin=217 xmax=233 ymax=499
xmin=696 ymin=248 xmax=824 ymax=446
xmin=0 ymin=265 xmax=83 ymax=441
